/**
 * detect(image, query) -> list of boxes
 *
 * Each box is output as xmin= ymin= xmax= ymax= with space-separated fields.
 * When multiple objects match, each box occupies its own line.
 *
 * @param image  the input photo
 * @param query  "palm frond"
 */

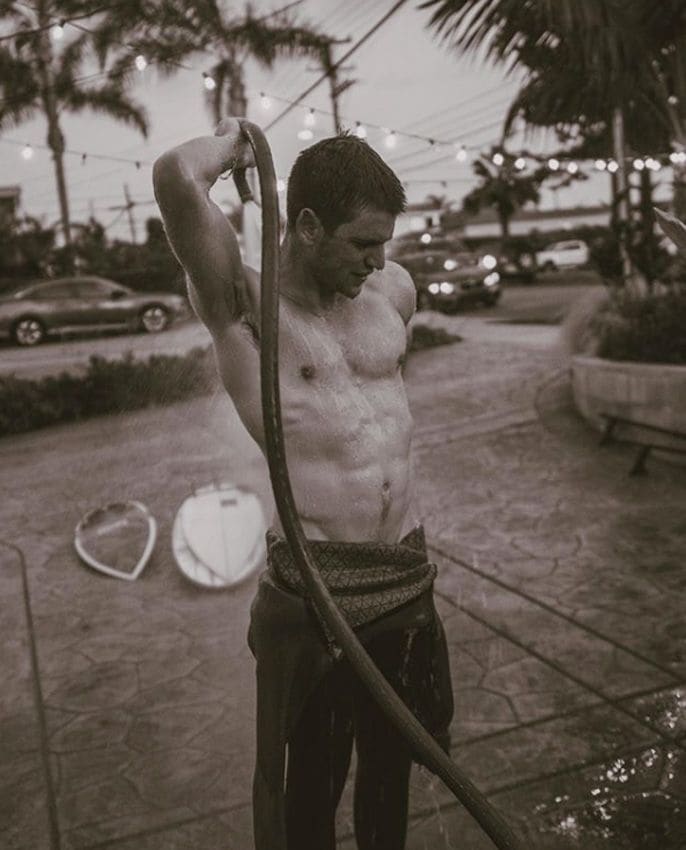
xmin=62 ymin=84 xmax=149 ymax=136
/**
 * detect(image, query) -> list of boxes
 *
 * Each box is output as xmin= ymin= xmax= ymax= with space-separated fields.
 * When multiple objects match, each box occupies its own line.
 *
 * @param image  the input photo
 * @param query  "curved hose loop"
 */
xmin=236 ymin=118 xmax=524 ymax=850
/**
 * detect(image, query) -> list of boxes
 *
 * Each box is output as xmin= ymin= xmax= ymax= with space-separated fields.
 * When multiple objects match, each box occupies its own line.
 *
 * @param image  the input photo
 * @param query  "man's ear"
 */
xmin=295 ymin=208 xmax=324 ymax=246
xmin=654 ymin=207 xmax=686 ymax=255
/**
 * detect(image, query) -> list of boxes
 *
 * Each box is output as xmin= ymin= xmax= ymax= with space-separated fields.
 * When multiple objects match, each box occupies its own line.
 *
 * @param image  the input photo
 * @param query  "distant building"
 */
xmin=395 ymin=200 xmax=446 ymax=237
xmin=0 ymin=186 xmax=20 ymax=229
xmin=443 ymin=204 xmax=612 ymax=240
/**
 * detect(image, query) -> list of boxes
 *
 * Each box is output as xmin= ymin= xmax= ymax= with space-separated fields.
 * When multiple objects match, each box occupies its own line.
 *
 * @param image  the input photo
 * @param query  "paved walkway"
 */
xmin=2 ymin=317 xmax=685 ymax=849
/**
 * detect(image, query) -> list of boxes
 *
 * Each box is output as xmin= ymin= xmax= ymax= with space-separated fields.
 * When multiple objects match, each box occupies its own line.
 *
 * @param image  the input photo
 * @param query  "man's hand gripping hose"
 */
xmin=234 ymin=119 xmax=524 ymax=850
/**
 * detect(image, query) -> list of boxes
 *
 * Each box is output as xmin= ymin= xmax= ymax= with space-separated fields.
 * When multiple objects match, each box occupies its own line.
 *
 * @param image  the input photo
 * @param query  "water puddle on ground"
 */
xmin=523 ymin=744 xmax=686 ymax=849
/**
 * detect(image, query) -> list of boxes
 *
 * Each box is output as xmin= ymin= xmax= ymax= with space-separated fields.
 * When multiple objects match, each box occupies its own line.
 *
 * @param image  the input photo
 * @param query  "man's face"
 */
xmin=313 ymin=207 xmax=396 ymax=298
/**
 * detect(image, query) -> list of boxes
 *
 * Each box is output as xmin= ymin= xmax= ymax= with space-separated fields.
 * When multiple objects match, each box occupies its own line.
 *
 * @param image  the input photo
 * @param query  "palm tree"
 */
xmin=421 ymin=0 xmax=686 ymax=282
xmin=93 ymin=1 xmax=333 ymax=123
xmin=0 ymin=2 xmax=148 ymax=263
xmin=462 ymin=148 xmax=544 ymax=242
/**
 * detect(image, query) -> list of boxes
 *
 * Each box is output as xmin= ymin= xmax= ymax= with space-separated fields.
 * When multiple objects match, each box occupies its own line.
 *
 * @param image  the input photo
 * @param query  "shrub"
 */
xmin=1 ymin=324 xmax=459 ymax=437
xmin=0 ymin=347 xmax=216 ymax=437
xmin=409 ymin=323 xmax=462 ymax=351
xmin=592 ymin=290 xmax=686 ymax=364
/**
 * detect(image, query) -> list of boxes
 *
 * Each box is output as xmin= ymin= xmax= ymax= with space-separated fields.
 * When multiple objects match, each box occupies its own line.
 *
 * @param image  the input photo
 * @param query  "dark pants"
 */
xmin=285 ymin=626 xmax=432 ymax=850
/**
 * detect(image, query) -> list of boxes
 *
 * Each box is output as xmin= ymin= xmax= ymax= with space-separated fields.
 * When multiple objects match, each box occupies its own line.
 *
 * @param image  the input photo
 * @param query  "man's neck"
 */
xmin=280 ymin=235 xmax=336 ymax=315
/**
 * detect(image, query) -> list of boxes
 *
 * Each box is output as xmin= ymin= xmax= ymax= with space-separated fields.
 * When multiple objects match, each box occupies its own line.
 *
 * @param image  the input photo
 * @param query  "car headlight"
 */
xmin=484 ymin=272 xmax=500 ymax=287
xmin=428 ymin=282 xmax=440 ymax=294
xmin=439 ymin=281 xmax=455 ymax=294
xmin=481 ymin=254 xmax=497 ymax=270
xmin=443 ymin=259 xmax=457 ymax=271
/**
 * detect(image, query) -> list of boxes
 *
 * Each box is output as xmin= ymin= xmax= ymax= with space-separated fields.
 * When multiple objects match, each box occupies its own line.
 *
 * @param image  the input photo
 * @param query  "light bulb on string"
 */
xmin=21 ymin=144 xmax=34 ymax=161
xmin=134 ymin=54 xmax=148 ymax=72
xmin=50 ymin=21 xmax=65 ymax=41
xmin=492 ymin=151 xmax=504 ymax=166
xmin=547 ymin=157 xmax=560 ymax=171
xmin=297 ymin=128 xmax=314 ymax=141
xmin=669 ymin=95 xmax=679 ymax=106
xmin=454 ymin=145 xmax=467 ymax=163
xmin=646 ymin=157 xmax=661 ymax=171
xmin=514 ymin=156 xmax=526 ymax=170
xmin=355 ymin=122 xmax=367 ymax=139
xmin=566 ymin=161 xmax=578 ymax=174
xmin=607 ymin=160 xmax=619 ymax=173
xmin=203 ymin=73 xmax=216 ymax=91
xmin=259 ymin=92 xmax=272 ymax=110
xmin=633 ymin=158 xmax=645 ymax=171
xmin=384 ymin=130 xmax=397 ymax=149
xmin=595 ymin=159 xmax=607 ymax=171
xmin=304 ymin=108 xmax=316 ymax=128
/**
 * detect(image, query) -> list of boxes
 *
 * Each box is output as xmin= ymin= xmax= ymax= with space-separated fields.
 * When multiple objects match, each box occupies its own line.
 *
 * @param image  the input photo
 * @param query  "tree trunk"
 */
xmin=611 ymin=107 xmax=634 ymax=289
xmin=35 ymin=11 xmax=72 ymax=269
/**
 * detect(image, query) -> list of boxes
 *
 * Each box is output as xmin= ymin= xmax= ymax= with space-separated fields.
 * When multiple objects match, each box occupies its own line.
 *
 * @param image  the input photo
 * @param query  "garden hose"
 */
xmin=235 ymin=118 xmax=523 ymax=850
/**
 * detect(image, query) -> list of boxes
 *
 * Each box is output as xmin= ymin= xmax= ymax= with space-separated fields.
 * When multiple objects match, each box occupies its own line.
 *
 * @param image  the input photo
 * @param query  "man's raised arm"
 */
xmin=152 ymin=118 xmax=256 ymax=333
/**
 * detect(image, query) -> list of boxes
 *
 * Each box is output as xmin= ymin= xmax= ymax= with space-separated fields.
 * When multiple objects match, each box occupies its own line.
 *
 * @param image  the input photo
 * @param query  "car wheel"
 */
xmin=12 ymin=317 xmax=46 ymax=346
xmin=542 ymin=261 xmax=556 ymax=273
xmin=139 ymin=305 xmax=170 ymax=333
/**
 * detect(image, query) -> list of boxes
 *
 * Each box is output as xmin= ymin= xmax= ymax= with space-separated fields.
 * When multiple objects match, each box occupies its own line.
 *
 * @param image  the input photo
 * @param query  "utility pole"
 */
xmin=307 ymin=39 xmax=354 ymax=134
xmin=123 ymin=184 xmax=137 ymax=243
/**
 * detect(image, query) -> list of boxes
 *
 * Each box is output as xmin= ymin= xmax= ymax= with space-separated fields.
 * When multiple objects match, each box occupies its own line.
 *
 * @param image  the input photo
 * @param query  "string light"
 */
xmin=514 ymin=156 xmax=526 ymax=170
xmin=645 ymin=157 xmax=661 ymax=171
xmin=633 ymin=158 xmax=645 ymax=171
xmin=566 ymin=161 xmax=578 ymax=174
xmin=134 ymin=54 xmax=148 ymax=72
xmin=49 ymin=21 xmax=65 ymax=41
xmin=384 ymin=130 xmax=397 ymax=149
xmin=668 ymin=95 xmax=679 ymax=106
xmin=21 ymin=144 xmax=34 ymax=161
xmin=203 ymin=73 xmax=216 ymax=91
xmin=455 ymin=145 xmax=467 ymax=163
xmin=303 ymin=108 xmax=316 ymax=128
xmin=595 ymin=159 xmax=607 ymax=171
xmin=259 ymin=92 xmax=272 ymax=110
xmin=355 ymin=122 xmax=367 ymax=139
xmin=607 ymin=160 xmax=619 ymax=173
xmin=492 ymin=151 xmax=504 ymax=166
xmin=548 ymin=157 xmax=560 ymax=171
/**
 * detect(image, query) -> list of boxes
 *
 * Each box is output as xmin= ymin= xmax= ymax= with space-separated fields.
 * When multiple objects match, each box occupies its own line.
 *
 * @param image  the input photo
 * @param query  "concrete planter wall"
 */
xmin=571 ymin=355 xmax=686 ymax=452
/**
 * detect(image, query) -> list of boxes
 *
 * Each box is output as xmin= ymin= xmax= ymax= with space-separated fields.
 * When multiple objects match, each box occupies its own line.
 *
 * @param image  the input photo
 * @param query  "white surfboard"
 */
xmin=172 ymin=482 xmax=266 ymax=589
xmin=74 ymin=501 xmax=157 ymax=581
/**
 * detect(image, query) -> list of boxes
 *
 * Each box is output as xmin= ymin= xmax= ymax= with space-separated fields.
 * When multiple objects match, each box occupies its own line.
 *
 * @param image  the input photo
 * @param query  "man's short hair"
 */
xmin=286 ymin=134 xmax=407 ymax=232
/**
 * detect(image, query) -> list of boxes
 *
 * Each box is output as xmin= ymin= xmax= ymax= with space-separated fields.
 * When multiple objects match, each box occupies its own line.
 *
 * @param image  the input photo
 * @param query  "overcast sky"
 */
xmin=0 ymin=0 xmax=672 ymax=242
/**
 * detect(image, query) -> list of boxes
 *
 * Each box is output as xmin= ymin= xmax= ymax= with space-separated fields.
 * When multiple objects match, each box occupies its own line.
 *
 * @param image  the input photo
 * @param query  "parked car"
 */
xmin=391 ymin=247 xmax=501 ymax=312
xmin=536 ymin=239 xmax=590 ymax=272
xmin=0 ymin=276 xmax=188 ymax=346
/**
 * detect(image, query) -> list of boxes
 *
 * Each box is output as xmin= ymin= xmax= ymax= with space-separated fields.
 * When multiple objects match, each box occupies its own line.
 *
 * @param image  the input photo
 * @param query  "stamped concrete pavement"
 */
xmin=1 ymin=314 xmax=685 ymax=849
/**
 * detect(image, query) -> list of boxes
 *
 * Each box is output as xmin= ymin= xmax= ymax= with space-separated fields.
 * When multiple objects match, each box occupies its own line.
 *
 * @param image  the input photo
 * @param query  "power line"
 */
xmin=265 ymin=0 xmax=409 ymax=132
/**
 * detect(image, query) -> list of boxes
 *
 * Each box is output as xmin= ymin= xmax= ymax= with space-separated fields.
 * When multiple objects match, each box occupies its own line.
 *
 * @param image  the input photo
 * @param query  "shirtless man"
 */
xmin=153 ymin=119 xmax=453 ymax=850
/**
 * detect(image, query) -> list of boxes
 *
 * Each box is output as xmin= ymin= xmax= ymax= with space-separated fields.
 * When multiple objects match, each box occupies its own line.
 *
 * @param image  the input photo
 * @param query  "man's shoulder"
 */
xmin=370 ymin=261 xmax=416 ymax=324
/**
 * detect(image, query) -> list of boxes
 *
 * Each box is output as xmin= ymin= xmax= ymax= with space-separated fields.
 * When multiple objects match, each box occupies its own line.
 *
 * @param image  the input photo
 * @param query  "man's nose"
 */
xmin=365 ymin=245 xmax=385 ymax=271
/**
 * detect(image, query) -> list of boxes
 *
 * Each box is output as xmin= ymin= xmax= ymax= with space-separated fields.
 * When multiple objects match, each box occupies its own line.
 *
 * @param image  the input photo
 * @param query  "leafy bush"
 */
xmin=592 ymin=290 xmax=686 ymax=364
xmin=409 ymin=323 xmax=462 ymax=351
xmin=1 ymin=324 xmax=459 ymax=437
xmin=0 ymin=347 xmax=216 ymax=437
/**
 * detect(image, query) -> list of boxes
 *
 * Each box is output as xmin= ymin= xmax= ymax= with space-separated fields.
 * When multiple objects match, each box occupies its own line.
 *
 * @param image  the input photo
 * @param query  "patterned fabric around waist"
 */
xmin=266 ymin=525 xmax=437 ymax=632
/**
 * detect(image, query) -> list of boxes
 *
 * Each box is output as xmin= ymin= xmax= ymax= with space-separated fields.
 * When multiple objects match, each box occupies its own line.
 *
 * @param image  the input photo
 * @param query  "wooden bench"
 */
xmin=599 ymin=414 xmax=686 ymax=475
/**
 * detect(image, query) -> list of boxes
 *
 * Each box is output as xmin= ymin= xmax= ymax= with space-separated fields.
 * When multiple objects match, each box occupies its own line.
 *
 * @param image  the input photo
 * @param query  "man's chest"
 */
xmin=279 ymin=297 xmax=407 ymax=384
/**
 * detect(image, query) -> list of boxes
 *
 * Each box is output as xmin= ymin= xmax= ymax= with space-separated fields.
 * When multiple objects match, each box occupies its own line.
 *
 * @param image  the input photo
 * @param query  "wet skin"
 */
xmin=213 ymin=208 xmax=418 ymax=544
xmin=153 ymin=137 xmax=417 ymax=544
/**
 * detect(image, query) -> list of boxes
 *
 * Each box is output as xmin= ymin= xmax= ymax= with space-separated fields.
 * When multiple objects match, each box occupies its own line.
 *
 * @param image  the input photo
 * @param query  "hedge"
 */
xmin=1 ymin=324 xmax=461 ymax=437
